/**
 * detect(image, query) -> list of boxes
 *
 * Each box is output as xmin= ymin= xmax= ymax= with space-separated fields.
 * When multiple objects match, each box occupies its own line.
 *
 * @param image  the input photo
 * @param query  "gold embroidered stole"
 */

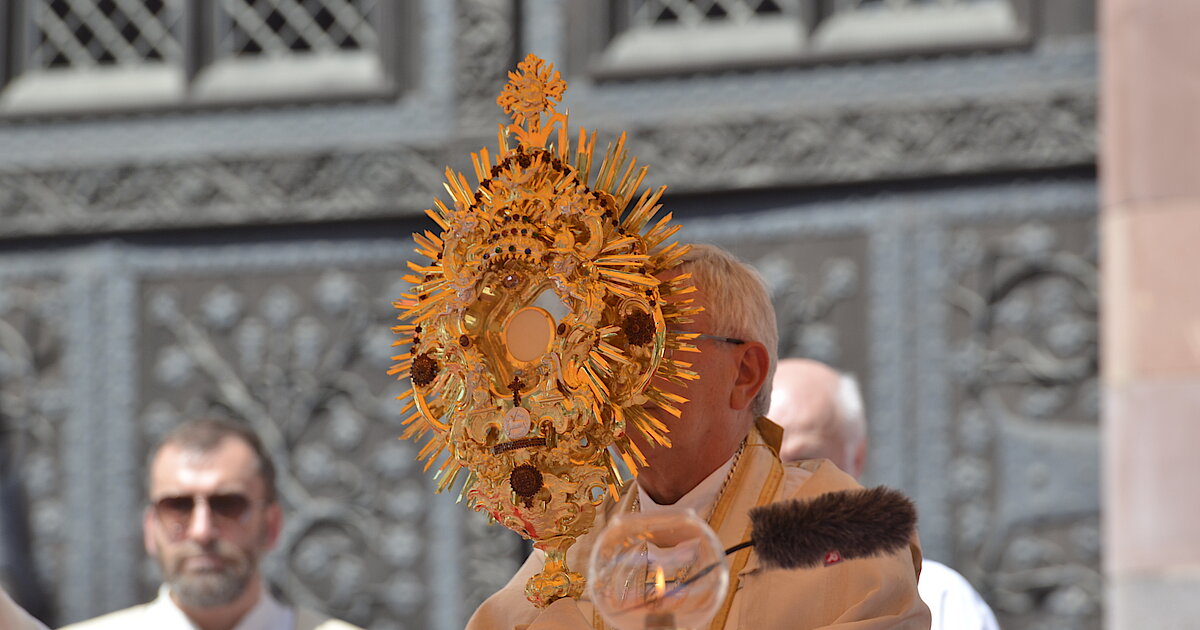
xmin=705 ymin=422 xmax=784 ymax=630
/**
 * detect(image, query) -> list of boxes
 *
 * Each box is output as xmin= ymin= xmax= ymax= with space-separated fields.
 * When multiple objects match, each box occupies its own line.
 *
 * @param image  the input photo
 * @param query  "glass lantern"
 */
xmin=588 ymin=510 xmax=729 ymax=630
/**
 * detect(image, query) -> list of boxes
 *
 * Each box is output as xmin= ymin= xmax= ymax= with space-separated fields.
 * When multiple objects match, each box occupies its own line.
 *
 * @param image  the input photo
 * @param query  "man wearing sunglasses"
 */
xmin=468 ymin=244 xmax=931 ymax=629
xmin=63 ymin=419 xmax=360 ymax=630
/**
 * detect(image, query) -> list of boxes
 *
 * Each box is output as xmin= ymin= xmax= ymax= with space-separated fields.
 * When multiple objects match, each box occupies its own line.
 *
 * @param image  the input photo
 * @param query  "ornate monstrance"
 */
xmin=390 ymin=54 xmax=701 ymax=607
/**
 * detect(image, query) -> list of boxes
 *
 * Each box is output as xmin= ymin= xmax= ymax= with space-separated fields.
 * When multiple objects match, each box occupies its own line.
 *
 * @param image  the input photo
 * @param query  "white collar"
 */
xmin=150 ymin=583 xmax=295 ymax=630
xmin=636 ymin=449 xmax=738 ymax=518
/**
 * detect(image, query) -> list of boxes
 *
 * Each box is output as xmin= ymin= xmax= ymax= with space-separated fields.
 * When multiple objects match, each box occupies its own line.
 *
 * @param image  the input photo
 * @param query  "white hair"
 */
xmin=835 ymin=372 xmax=867 ymax=464
xmin=677 ymin=244 xmax=779 ymax=416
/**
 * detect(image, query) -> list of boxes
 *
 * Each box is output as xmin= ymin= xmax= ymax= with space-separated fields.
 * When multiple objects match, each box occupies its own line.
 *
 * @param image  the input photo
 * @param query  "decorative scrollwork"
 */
xmin=756 ymin=252 xmax=860 ymax=363
xmin=946 ymin=220 xmax=1100 ymax=630
xmin=0 ymin=149 xmax=443 ymax=239
xmin=137 ymin=268 xmax=440 ymax=627
xmin=631 ymin=94 xmax=1096 ymax=192
xmin=455 ymin=0 xmax=518 ymax=124
xmin=0 ymin=276 xmax=67 ymax=621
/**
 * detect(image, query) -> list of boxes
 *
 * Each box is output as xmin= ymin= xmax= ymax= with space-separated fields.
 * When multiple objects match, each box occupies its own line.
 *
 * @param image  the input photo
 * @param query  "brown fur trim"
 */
xmin=748 ymin=486 xmax=917 ymax=570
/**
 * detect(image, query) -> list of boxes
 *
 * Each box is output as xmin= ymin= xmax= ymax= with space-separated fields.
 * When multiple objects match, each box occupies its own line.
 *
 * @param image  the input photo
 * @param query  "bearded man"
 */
xmin=63 ymin=419 xmax=360 ymax=630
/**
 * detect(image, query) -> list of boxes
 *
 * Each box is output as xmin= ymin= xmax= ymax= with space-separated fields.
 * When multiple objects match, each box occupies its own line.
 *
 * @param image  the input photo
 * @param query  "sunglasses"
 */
xmin=152 ymin=493 xmax=254 ymax=536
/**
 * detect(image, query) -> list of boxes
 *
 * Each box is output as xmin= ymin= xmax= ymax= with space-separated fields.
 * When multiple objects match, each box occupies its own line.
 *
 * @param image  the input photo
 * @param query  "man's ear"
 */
xmin=730 ymin=341 xmax=770 ymax=411
xmin=852 ymin=439 xmax=869 ymax=480
xmin=262 ymin=502 xmax=284 ymax=551
xmin=143 ymin=507 xmax=158 ymax=556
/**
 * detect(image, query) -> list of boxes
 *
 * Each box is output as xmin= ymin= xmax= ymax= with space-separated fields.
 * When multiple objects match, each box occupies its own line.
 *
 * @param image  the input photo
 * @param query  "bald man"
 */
xmin=772 ymin=359 xmax=867 ymax=478
xmin=770 ymin=358 xmax=1001 ymax=630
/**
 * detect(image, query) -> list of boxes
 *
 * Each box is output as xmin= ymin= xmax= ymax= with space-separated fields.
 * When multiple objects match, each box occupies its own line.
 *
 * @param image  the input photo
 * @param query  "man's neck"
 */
xmin=638 ymin=436 xmax=747 ymax=505
xmin=638 ymin=460 xmax=720 ymax=505
xmin=174 ymin=579 xmax=262 ymax=630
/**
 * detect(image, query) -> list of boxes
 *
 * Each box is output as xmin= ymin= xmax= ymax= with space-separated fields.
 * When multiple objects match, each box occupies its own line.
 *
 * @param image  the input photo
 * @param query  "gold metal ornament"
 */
xmin=390 ymin=54 xmax=701 ymax=608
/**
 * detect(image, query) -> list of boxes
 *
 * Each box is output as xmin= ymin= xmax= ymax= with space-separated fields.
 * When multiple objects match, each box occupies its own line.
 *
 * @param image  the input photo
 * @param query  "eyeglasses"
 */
xmin=666 ymin=333 xmax=746 ymax=359
xmin=693 ymin=334 xmax=745 ymax=345
xmin=152 ymin=493 xmax=254 ymax=537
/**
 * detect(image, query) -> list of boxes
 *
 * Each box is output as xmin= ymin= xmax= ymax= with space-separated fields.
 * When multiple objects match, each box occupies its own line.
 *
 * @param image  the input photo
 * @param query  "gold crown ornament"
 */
xmin=390 ymin=54 xmax=701 ymax=607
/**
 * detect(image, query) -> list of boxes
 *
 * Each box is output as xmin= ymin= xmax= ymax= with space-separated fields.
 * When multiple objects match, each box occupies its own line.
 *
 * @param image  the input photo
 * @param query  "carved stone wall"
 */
xmin=0 ymin=1 xmax=1098 ymax=629
xmin=945 ymin=220 xmax=1100 ymax=630
xmin=0 ymin=243 xmax=527 ymax=629
xmin=0 ymin=148 xmax=446 ymax=238
xmin=136 ymin=256 xmax=433 ymax=626
xmin=685 ymin=179 xmax=1099 ymax=630
xmin=626 ymin=92 xmax=1095 ymax=191
xmin=0 ymin=269 xmax=69 ymax=621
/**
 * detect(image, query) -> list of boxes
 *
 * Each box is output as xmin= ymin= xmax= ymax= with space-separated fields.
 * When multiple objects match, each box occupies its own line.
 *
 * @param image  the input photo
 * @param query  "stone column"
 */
xmin=1102 ymin=1 xmax=1200 ymax=628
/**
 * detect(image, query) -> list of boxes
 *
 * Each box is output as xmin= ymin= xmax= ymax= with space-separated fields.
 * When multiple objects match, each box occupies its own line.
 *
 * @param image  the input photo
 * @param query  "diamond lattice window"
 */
xmin=214 ymin=0 xmax=380 ymax=59
xmin=1 ymin=0 xmax=396 ymax=113
xmin=592 ymin=0 xmax=1025 ymax=76
xmin=602 ymin=0 xmax=808 ymax=73
xmin=629 ymin=0 xmax=802 ymax=27
xmin=26 ymin=0 xmax=183 ymax=70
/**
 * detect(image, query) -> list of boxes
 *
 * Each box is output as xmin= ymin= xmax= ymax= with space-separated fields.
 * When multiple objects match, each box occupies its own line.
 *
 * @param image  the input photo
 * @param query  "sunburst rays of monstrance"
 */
xmin=390 ymin=54 xmax=700 ymax=607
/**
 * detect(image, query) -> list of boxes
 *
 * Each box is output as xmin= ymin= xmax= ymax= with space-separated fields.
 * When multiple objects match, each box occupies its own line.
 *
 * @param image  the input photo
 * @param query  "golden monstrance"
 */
xmin=390 ymin=54 xmax=700 ymax=607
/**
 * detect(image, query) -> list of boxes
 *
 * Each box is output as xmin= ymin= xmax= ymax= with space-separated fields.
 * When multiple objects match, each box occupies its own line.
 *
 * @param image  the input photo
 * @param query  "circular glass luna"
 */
xmin=588 ymin=510 xmax=729 ymax=630
xmin=504 ymin=306 xmax=555 ymax=364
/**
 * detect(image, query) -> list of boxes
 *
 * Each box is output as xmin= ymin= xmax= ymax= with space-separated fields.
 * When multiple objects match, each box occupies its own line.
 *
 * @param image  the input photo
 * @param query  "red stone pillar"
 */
xmin=1101 ymin=1 xmax=1200 ymax=627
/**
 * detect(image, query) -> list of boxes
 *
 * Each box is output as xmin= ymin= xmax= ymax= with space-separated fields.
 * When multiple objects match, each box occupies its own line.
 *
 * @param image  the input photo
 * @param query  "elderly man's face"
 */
xmin=144 ymin=437 xmax=281 ymax=609
xmin=632 ymin=268 xmax=755 ymax=501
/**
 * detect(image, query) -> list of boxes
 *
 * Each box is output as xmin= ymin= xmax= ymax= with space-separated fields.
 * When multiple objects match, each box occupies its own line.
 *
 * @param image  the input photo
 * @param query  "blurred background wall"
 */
xmin=0 ymin=1 xmax=1098 ymax=628
xmin=1101 ymin=1 xmax=1200 ymax=628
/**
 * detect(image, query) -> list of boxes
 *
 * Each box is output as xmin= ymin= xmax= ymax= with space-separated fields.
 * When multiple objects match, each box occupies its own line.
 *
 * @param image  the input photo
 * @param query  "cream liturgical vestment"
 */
xmin=467 ymin=419 xmax=932 ymax=630
xmin=58 ymin=585 xmax=362 ymax=630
